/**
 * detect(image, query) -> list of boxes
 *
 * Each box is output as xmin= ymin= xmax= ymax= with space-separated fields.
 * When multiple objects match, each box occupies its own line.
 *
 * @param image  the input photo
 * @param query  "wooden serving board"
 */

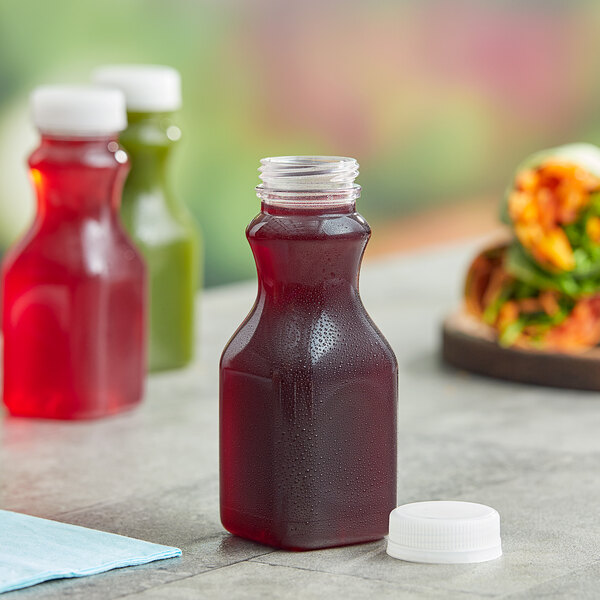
xmin=442 ymin=311 xmax=600 ymax=391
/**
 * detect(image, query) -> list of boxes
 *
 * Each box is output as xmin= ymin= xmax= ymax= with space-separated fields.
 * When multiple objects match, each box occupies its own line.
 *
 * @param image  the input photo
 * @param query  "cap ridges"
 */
xmin=31 ymin=85 xmax=127 ymax=136
xmin=387 ymin=501 xmax=502 ymax=564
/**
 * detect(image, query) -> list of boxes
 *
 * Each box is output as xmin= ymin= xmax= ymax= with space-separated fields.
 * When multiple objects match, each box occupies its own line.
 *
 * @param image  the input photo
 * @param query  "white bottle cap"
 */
xmin=92 ymin=65 xmax=182 ymax=112
xmin=31 ymin=85 xmax=127 ymax=136
xmin=387 ymin=501 xmax=502 ymax=564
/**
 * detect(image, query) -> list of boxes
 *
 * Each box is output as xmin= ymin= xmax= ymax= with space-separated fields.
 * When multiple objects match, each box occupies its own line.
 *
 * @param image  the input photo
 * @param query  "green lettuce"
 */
xmin=505 ymin=242 xmax=600 ymax=297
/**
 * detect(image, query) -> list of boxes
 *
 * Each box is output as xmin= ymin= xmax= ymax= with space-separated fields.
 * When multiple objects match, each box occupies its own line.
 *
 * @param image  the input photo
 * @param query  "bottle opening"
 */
xmin=257 ymin=156 xmax=361 ymax=208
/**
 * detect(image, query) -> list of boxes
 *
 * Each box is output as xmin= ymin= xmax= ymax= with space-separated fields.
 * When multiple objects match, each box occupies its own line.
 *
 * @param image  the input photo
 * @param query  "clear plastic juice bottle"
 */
xmin=2 ymin=86 xmax=146 ymax=419
xmin=220 ymin=156 xmax=398 ymax=550
xmin=93 ymin=65 xmax=200 ymax=372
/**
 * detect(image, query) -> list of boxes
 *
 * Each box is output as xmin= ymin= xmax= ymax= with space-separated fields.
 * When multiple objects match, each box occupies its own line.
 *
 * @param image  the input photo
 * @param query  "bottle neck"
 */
xmin=248 ymin=209 xmax=370 ymax=298
xmin=259 ymin=193 xmax=357 ymax=216
xmin=119 ymin=111 xmax=178 ymax=191
xmin=251 ymin=156 xmax=366 ymax=299
xmin=29 ymin=134 xmax=128 ymax=219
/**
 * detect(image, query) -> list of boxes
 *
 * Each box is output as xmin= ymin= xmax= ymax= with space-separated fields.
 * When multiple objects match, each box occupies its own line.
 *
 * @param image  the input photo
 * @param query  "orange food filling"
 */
xmin=464 ymin=244 xmax=600 ymax=353
xmin=508 ymin=161 xmax=600 ymax=272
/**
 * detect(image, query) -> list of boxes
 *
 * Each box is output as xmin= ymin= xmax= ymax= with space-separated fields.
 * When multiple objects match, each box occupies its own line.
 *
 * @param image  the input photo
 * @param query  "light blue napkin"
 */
xmin=0 ymin=509 xmax=181 ymax=594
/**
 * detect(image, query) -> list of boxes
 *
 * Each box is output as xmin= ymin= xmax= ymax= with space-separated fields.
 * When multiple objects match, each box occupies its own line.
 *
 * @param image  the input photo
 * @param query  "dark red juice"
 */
xmin=220 ymin=158 xmax=397 ymax=550
xmin=2 ymin=134 xmax=146 ymax=419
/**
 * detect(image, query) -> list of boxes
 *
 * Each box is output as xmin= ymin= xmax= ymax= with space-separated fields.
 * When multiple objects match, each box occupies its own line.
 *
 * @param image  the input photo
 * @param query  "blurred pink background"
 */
xmin=1 ymin=0 xmax=600 ymax=284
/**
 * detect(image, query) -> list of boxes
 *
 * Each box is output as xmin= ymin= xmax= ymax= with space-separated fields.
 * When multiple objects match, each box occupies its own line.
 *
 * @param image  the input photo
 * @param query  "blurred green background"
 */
xmin=2 ymin=0 xmax=600 ymax=286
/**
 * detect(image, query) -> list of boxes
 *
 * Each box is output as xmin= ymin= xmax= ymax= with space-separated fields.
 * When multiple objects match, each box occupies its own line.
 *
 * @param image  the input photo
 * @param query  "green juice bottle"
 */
xmin=93 ymin=65 xmax=200 ymax=371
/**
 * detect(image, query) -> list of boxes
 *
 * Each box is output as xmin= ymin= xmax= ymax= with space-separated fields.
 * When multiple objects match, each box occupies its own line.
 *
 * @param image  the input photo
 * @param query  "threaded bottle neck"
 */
xmin=256 ymin=156 xmax=361 ymax=209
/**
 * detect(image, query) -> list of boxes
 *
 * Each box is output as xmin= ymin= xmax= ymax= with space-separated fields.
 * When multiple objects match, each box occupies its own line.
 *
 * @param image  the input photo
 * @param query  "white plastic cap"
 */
xmin=31 ymin=86 xmax=126 ymax=136
xmin=92 ymin=65 xmax=182 ymax=112
xmin=387 ymin=501 xmax=502 ymax=564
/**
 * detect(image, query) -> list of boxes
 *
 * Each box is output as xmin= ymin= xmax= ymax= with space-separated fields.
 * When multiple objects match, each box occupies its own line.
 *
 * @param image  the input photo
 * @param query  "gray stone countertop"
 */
xmin=2 ymin=237 xmax=600 ymax=599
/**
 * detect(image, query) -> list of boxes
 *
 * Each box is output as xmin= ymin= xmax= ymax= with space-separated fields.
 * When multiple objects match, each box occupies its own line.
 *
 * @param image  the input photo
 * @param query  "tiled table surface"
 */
xmin=3 ymin=238 xmax=600 ymax=599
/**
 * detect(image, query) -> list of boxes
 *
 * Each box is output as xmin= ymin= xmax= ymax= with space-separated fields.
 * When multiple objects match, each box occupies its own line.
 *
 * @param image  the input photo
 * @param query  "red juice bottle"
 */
xmin=2 ymin=86 xmax=147 ymax=419
xmin=220 ymin=156 xmax=398 ymax=550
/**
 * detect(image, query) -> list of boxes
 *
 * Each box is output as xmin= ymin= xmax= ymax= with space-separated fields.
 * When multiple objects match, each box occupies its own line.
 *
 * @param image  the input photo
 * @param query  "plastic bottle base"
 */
xmin=221 ymin=509 xmax=387 ymax=551
xmin=4 ymin=400 xmax=141 ymax=421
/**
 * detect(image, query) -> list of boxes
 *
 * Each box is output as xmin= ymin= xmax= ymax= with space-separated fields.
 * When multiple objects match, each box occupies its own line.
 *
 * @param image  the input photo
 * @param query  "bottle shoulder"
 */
xmin=3 ymin=219 xmax=145 ymax=282
xmin=246 ymin=211 xmax=371 ymax=241
xmin=221 ymin=298 xmax=397 ymax=375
